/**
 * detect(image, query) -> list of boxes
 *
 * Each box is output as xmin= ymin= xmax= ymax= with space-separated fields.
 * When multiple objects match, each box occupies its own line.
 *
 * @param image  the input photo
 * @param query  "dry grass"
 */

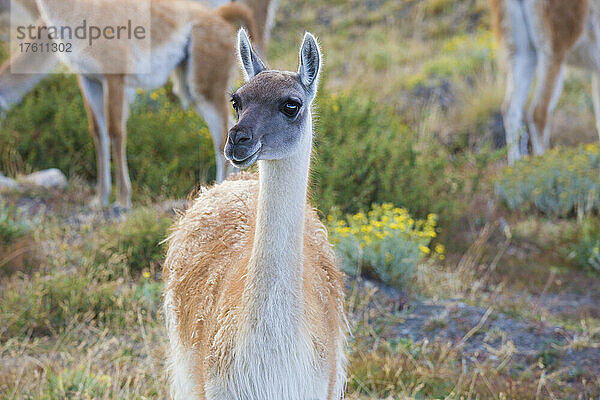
xmin=1 ymin=199 xmax=599 ymax=398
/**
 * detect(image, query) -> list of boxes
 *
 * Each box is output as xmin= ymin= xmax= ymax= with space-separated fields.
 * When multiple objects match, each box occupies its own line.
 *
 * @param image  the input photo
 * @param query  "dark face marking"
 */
xmin=224 ymin=71 xmax=310 ymax=168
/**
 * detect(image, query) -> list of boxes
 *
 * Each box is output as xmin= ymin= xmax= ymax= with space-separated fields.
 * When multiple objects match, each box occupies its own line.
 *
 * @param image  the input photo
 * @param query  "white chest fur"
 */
xmin=204 ymin=325 xmax=328 ymax=400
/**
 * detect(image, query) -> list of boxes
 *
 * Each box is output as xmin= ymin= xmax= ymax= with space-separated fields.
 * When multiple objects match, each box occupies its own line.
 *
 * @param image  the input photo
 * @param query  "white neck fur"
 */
xmin=244 ymin=113 xmax=313 ymax=326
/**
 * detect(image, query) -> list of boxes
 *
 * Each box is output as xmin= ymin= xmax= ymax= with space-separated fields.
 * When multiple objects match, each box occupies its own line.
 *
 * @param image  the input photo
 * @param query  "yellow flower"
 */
xmin=150 ymin=91 xmax=159 ymax=101
xmin=435 ymin=244 xmax=445 ymax=254
xmin=142 ymin=271 xmax=151 ymax=279
xmin=394 ymin=215 xmax=406 ymax=224
xmin=585 ymin=144 xmax=598 ymax=153
xmin=353 ymin=212 xmax=367 ymax=222
xmin=419 ymin=245 xmax=430 ymax=255
xmin=594 ymin=247 xmax=599 ymax=254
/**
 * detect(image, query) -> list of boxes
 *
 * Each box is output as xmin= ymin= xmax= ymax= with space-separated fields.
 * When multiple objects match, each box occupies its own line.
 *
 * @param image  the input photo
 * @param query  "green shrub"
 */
xmin=126 ymin=87 xmax=215 ymax=197
xmin=0 ymin=76 xmax=215 ymax=200
xmin=313 ymin=90 xmax=463 ymax=219
xmin=94 ymin=207 xmax=171 ymax=276
xmin=0 ymin=203 xmax=31 ymax=245
xmin=0 ymin=74 xmax=92 ymax=177
xmin=495 ymin=144 xmax=600 ymax=217
xmin=566 ymin=217 xmax=600 ymax=273
xmin=328 ymin=203 xmax=444 ymax=288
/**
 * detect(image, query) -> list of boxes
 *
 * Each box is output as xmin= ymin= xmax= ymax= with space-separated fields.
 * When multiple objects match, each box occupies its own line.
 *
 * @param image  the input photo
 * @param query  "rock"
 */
xmin=0 ymin=173 xmax=19 ymax=191
xmin=22 ymin=168 xmax=67 ymax=189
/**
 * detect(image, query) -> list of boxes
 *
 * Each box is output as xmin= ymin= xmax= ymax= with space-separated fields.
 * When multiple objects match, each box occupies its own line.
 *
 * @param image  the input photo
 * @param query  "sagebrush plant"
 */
xmin=328 ymin=203 xmax=444 ymax=288
xmin=495 ymin=144 xmax=600 ymax=217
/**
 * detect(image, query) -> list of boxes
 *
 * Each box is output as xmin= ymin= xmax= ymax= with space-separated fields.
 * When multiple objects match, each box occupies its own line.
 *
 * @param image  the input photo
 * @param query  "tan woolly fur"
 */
xmin=163 ymin=173 xmax=346 ymax=399
xmin=163 ymin=30 xmax=346 ymax=399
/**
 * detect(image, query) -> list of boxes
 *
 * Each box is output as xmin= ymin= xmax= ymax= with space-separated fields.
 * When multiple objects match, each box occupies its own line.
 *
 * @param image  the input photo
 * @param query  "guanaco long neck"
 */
xmin=244 ymin=115 xmax=313 ymax=330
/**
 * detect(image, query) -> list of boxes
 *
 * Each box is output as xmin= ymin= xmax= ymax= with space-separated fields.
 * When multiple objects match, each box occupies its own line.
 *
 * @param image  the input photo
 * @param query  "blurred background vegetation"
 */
xmin=1 ymin=0 xmax=600 ymax=398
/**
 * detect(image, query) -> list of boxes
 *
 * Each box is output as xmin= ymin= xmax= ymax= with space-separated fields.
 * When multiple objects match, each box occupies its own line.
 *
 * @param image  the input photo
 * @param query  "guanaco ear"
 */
xmin=297 ymin=32 xmax=321 ymax=94
xmin=237 ymin=28 xmax=266 ymax=81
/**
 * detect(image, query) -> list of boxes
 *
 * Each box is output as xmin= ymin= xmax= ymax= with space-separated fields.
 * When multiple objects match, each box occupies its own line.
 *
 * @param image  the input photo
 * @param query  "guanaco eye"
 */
xmin=230 ymin=97 xmax=241 ymax=119
xmin=281 ymin=101 xmax=301 ymax=118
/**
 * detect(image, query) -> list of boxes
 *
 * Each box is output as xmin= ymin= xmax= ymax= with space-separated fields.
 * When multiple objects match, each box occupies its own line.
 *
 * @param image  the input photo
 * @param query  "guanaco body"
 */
xmin=163 ymin=30 xmax=347 ymax=399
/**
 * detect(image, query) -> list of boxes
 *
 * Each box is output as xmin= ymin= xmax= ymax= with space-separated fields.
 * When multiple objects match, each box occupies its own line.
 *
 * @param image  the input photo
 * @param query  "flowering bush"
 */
xmin=328 ymin=203 xmax=444 ymax=288
xmin=495 ymin=144 xmax=600 ymax=218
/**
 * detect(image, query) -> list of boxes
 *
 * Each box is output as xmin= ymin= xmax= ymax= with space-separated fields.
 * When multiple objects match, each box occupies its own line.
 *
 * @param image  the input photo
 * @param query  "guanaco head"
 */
xmin=224 ymin=28 xmax=321 ymax=168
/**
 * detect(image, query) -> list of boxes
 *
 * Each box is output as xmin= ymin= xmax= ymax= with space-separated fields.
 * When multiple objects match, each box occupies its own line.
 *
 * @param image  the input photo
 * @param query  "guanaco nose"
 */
xmin=229 ymin=127 xmax=252 ymax=145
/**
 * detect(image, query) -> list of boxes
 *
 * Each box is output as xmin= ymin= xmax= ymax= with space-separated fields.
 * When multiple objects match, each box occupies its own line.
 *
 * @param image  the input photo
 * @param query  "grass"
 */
xmin=0 ymin=199 xmax=169 ymax=397
xmin=1 ymin=188 xmax=599 ymax=397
